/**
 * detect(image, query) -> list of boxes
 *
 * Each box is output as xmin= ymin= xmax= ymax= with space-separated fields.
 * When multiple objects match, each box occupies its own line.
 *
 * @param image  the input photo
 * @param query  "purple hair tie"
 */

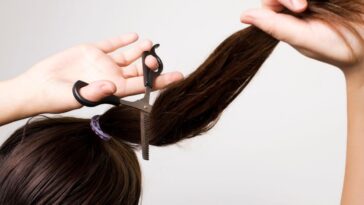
xmin=90 ymin=115 xmax=112 ymax=141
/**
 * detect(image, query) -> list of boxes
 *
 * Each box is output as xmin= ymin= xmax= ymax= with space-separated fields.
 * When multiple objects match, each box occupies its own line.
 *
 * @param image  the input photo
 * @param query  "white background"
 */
xmin=0 ymin=0 xmax=347 ymax=204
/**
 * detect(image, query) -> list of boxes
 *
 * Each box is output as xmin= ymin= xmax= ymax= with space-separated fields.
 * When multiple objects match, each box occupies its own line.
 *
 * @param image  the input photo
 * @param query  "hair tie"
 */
xmin=90 ymin=115 xmax=112 ymax=141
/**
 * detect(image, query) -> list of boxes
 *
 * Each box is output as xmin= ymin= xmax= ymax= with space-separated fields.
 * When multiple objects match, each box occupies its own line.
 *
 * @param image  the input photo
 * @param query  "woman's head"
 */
xmin=0 ymin=110 xmax=141 ymax=205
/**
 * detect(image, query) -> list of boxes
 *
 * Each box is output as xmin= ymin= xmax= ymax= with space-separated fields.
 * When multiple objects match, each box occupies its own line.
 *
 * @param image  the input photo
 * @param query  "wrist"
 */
xmin=344 ymin=62 xmax=364 ymax=93
xmin=341 ymin=63 xmax=364 ymax=205
xmin=0 ymin=74 xmax=43 ymax=125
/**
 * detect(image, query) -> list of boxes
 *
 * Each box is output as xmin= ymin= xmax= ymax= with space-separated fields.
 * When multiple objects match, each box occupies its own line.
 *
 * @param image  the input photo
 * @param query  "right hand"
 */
xmin=15 ymin=33 xmax=184 ymax=115
xmin=240 ymin=0 xmax=364 ymax=71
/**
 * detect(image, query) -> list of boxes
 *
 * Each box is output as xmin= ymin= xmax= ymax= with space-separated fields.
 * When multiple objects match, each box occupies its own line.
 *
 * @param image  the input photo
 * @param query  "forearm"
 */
xmin=341 ymin=69 xmax=364 ymax=205
xmin=0 ymin=75 xmax=40 ymax=126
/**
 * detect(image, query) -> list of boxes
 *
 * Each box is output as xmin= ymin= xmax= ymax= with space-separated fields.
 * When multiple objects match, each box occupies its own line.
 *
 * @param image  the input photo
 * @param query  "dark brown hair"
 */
xmin=1 ymin=1 xmax=363 ymax=204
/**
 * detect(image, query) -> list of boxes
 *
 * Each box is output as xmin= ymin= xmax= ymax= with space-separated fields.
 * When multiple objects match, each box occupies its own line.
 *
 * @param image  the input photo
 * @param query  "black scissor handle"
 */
xmin=142 ymin=44 xmax=164 ymax=88
xmin=72 ymin=80 xmax=120 ymax=107
xmin=73 ymin=44 xmax=163 ymax=107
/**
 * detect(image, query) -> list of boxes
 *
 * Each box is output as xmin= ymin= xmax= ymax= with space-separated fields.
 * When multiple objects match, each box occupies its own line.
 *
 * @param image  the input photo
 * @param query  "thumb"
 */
xmin=241 ymin=8 xmax=309 ymax=47
xmin=79 ymin=80 xmax=117 ymax=103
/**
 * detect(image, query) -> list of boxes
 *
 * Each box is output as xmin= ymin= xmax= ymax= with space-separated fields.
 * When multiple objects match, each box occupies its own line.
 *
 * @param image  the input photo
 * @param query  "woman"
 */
xmin=0 ymin=0 xmax=363 ymax=204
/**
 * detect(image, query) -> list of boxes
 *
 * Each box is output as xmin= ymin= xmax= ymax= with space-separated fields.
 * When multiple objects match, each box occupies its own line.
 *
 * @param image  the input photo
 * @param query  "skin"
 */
xmin=0 ymin=33 xmax=184 ymax=125
xmin=0 ymin=2 xmax=363 ymax=204
xmin=241 ymin=0 xmax=364 ymax=204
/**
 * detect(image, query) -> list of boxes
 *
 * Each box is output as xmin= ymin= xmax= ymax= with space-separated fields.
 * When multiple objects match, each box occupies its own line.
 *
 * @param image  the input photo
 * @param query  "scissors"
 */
xmin=72 ymin=44 xmax=164 ymax=160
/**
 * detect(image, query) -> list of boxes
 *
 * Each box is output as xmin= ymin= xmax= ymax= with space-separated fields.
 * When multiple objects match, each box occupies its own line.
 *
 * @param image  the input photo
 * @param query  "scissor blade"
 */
xmin=140 ymin=112 xmax=150 ymax=160
xmin=119 ymin=99 xmax=151 ymax=113
xmin=144 ymin=87 xmax=152 ymax=103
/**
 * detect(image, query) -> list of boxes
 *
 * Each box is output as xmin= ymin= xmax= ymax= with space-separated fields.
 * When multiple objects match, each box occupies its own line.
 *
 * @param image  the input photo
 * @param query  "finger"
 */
xmin=122 ymin=55 xmax=159 ymax=78
xmin=262 ymin=0 xmax=307 ymax=13
xmin=111 ymin=40 xmax=153 ymax=66
xmin=120 ymin=72 xmax=184 ymax=96
xmin=94 ymin=33 xmax=139 ymax=53
xmin=78 ymin=80 xmax=117 ymax=103
xmin=240 ymin=8 xmax=310 ymax=47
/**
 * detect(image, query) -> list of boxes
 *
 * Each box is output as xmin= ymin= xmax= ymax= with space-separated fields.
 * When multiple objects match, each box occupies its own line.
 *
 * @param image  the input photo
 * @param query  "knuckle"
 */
xmin=77 ymin=44 xmax=94 ymax=52
xmin=107 ymin=39 xmax=118 ymax=50
xmin=117 ymin=53 xmax=128 ymax=65
xmin=77 ymin=43 xmax=104 ymax=60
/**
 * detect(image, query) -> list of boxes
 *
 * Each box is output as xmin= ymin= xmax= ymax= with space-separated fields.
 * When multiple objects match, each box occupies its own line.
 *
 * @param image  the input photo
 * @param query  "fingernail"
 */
xmin=291 ymin=0 xmax=305 ymax=8
xmin=241 ymin=14 xmax=255 ymax=24
xmin=100 ymin=84 xmax=113 ymax=94
xmin=145 ymin=55 xmax=159 ymax=69
xmin=241 ymin=10 xmax=264 ymax=23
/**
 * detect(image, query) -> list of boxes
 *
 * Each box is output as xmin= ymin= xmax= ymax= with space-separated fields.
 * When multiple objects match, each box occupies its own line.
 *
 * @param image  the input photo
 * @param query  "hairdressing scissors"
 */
xmin=72 ymin=44 xmax=164 ymax=160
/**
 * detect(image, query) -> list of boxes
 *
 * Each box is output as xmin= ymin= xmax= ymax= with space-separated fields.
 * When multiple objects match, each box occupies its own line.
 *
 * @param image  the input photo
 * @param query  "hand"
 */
xmin=241 ymin=2 xmax=364 ymax=205
xmin=240 ymin=0 xmax=364 ymax=71
xmin=15 ymin=33 xmax=184 ymax=115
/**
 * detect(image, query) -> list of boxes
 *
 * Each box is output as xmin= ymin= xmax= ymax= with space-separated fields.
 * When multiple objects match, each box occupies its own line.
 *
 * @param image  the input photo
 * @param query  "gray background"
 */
xmin=0 ymin=0 xmax=346 ymax=204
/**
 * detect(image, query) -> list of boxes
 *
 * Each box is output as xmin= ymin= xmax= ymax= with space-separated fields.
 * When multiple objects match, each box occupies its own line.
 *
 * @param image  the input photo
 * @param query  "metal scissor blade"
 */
xmin=140 ymin=87 xmax=152 ymax=160
xmin=119 ymin=85 xmax=153 ymax=113
xmin=119 ymin=98 xmax=151 ymax=113
xmin=144 ymin=87 xmax=152 ymax=103
xmin=140 ymin=111 xmax=150 ymax=160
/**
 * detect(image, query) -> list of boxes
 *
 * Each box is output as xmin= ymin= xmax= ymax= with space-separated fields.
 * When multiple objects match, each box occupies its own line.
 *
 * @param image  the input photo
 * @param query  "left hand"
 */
xmin=240 ymin=0 xmax=364 ymax=72
xmin=15 ymin=33 xmax=184 ymax=115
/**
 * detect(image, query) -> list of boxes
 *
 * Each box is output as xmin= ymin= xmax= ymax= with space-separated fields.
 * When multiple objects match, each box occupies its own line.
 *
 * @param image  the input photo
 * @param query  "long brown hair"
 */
xmin=1 ymin=1 xmax=363 ymax=204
